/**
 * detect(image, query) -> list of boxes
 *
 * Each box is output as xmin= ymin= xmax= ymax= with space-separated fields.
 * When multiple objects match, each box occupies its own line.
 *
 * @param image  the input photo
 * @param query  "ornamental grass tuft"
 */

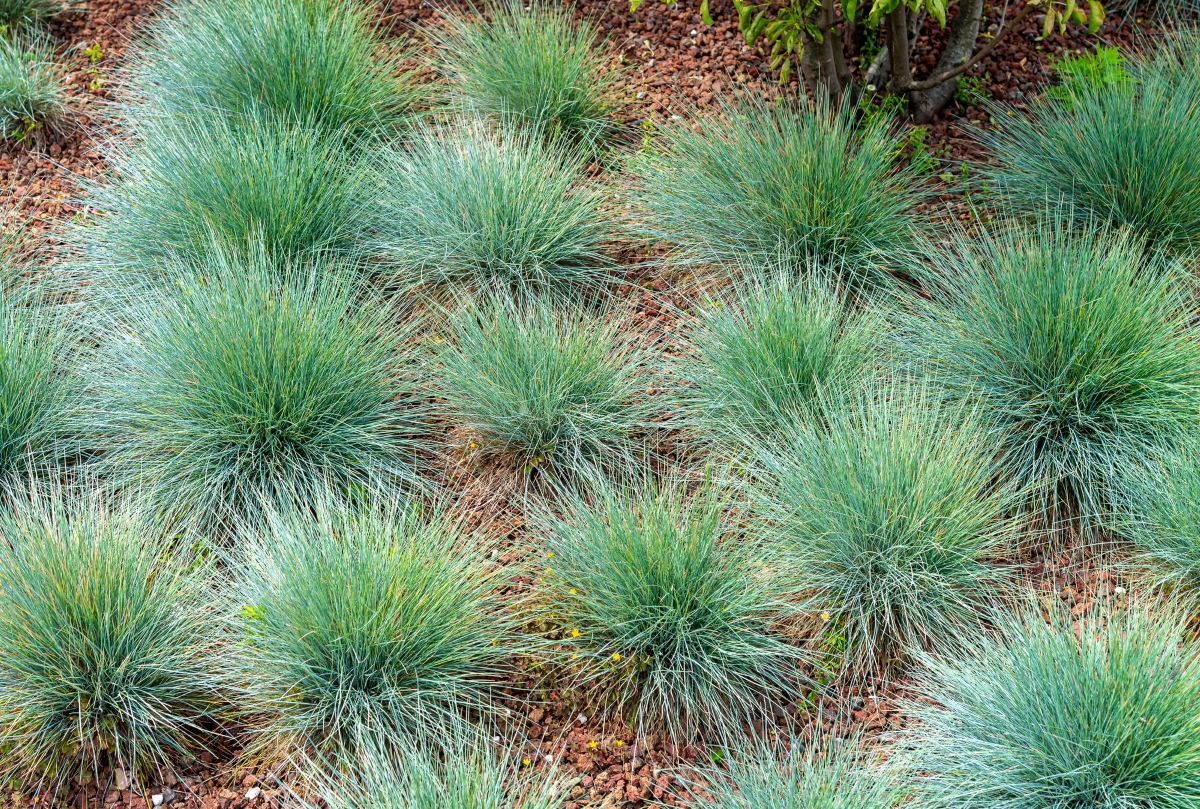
xmin=0 ymin=34 xmax=63 ymax=141
xmin=752 ymin=385 xmax=1016 ymax=677
xmin=79 ymin=108 xmax=372 ymax=277
xmin=536 ymin=476 xmax=807 ymax=741
xmin=94 ymin=244 xmax=430 ymax=535
xmin=0 ymin=491 xmax=226 ymax=783
xmin=912 ymin=217 xmax=1200 ymax=527
xmin=431 ymin=0 xmax=618 ymax=149
xmin=984 ymin=37 xmax=1200 ymax=252
xmin=438 ymin=294 xmax=655 ymax=479
xmin=678 ymin=266 xmax=884 ymax=452
xmin=375 ymin=121 xmax=614 ymax=300
xmin=230 ymin=497 xmax=516 ymax=755
xmin=909 ymin=600 xmax=1200 ymax=809
xmin=129 ymin=0 xmax=423 ymax=137
xmin=630 ymin=98 xmax=921 ymax=288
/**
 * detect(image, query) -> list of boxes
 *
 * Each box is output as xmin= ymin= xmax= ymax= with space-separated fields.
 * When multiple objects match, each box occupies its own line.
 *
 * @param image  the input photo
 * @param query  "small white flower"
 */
xmin=1114 ymin=586 xmax=1126 ymax=595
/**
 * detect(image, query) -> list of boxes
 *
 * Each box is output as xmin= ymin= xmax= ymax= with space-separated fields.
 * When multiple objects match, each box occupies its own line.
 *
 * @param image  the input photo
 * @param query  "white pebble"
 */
xmin=151 ymin=796 xmax=163 ymax=808
xmin=245 ymin=787 xmax=261 ymax=801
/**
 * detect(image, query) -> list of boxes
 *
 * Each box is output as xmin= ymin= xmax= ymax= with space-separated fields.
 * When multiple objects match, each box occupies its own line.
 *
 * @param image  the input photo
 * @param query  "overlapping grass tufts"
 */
xmin=537 ymin=477 xmax=806 ymax=741
xmin=1113 ymin=437 xmax=1200 ymax=600
xmin=230 ymin=497 xmax=516 ymax=755
xmin=130 ymin=0 xmax=423 ymax=137
xmin=752 ymin=385 xmax=1015 ymax=676
xmin=307 ymin=724 xmax=569 ymax=809
xmin=375 ymin=121 xmax=614 ymax=300
xmin=985 ymin=39 xmax=1200 ymax=252
xmin=94 ymin=245 xmax=430 ymax=535
xmin=439 ymin=294 xmax=654 ymax=479
xmin=431 ymin=0 xmax=617 ymax=149
xmin=629 ymin=98 xmax=920 ymax=288
xmin=913 ymin=218 xmax=1200 ymax=526
xmin=0 ymin=491 xmax=225 ymax=782
xmin=0 ymin=34 xmax=63 ymax=141
xmin=79 ymin=108 xmax=371 ymax=276
xmin=687 ymin=736 xmax=910 ymax=809
xmin=0 ymin=0 xmax=57 ymax=30
xmin=678 ymin=267 xmax=883 ymax=451
xmin=909 ymin=600 xmax=1200 ymax=809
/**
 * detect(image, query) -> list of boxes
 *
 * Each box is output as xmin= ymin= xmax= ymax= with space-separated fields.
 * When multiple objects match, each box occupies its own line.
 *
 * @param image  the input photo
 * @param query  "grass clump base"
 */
xmin=910 ymin=600 xmax=1200 ymax=809
xmin=536 ymin=477 xmax=807 ymax=742
xmin=432 ymin=0 xmax=617 ymax=149
xmin=230 ymin=497 xmax=516 ymax=756
xmin=95 ymin=245 xmax=429 ymax=535
xmin=753 ymin=386 xmax=1015 ymax=677
xmin=376 ymin=122 xmax=614 ymax=300
xmin=130 ymin=0 xmax=423 ymax=137
xmin=439 ymin=294 xmax=654 ymax=479
xmin=914 ymin=218 xmax=1200 ymax=527
xmin=0 ymin=34 xmax=63 ymax=142
xmin=630 ymin=98 xmax=920 ymax=289
xmin=0 ymin=491 xmax=225 ymax=783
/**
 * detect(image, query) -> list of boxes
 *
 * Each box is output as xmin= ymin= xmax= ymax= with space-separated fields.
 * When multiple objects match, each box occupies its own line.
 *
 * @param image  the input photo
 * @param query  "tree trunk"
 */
xmin=799 ymin=0 xmax=843 ymax=104
xmin=909 ymin=0 xmax=986 ymax=122
xmin=885 ymin=5 xmax=912 ymax=95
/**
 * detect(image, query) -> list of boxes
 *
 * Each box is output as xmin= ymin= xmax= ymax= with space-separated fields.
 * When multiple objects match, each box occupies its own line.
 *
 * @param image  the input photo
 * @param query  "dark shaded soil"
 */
xmin=1 ymin=0 xmax=1150 ymax=806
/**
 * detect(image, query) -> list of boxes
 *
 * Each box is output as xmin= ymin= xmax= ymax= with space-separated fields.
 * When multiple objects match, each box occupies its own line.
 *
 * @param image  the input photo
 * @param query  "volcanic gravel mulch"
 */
xmin=1 ymin=0 xmax=1151 ymax=807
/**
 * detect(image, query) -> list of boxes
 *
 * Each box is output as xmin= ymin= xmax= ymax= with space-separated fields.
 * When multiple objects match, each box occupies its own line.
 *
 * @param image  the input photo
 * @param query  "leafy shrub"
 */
xmin=537 ymin=478 xmax=806 ymax=741
xmin=1112 ymin=436 xmax=1200 ymax=600
xmin=0 ymin=0 xmax=57 ymax=29
xmin=0 ymin=492 xmax=225 ymax=782
xmin=687 ymin=736 xmax=909 ymax=809
xmin=678 ymin=268 xmax=883 ymax=451
xmin=439 ymin=295 xmax=654 ymax=478
xmin=629 ymin=98 xmax=921 ymax=288
xmin=985 ymin=48 xmax=1200 ymax=251
xmin=94 ymin=245 xmax=430 ymax=535
xmin=913 ymin=219 xmax=1200 ymax=525
xmin=1045 ymin=45 xmax=1131 ymax=102
xmin=909 ymin=600 xmax=1200 ymax=809
xmin=130 ymin=0 xmax=422 ymax=137
xmin=752 ymin=386 xmax=1015 ymax=676
xmin=375 ymin=122 xmax=613 ymax=300
xmin=0 ymin=34 xmax=63 ymax=141
xmin=431 ymin=0 xmax=617 ymax=149
xmin=80 ymin=108 xmax=371 ymax=276
xmin=308 ymin=724 xmax=569 ymax=809
xmin=230 ymin=497 xmax=515 ymax=755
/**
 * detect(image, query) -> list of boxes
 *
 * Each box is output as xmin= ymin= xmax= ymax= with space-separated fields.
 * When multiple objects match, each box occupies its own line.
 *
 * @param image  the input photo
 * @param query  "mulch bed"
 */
xmin=2 ymin=0 xmax=1150 ymax=806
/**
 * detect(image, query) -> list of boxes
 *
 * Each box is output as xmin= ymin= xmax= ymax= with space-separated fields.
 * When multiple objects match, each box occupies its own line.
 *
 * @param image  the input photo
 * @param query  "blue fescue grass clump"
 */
xmin=129 ymin=0 xmax=424 ymax=137
xmin=752 ymin=385 xmax=1016 ymax=677
xmin=912 ymin=218 xmax=1200 ymax=527
xmin=93 ymin=245 xmax=430 ymax=535
xmin=985 ymin=38 xmax=1200 ymax=252
xmin=307 ymin=724 xmax=570 ymax=809
xmin=0 ymin=492 xmax=225 ymax=783
xmin=0 ymin=0 xmax=57 ymax=30
xmin=374 ymin=122 xmax=614 ymax=300
xmin=438 ymin=294 xmax=655 ymax=479
xmin=629 ymin=98 xmax=921 ymax=288
xmin=909 ymin=600 xmax=1200 ymax=809
xmin=431 ymin=0 xmax=618 ymax=150
xmin=0 ymin=278 xmax=81 ymax=491
xmin=536 ymin=477 xmax=807 ymax=741
xmin=687 ymin=736 xmax=910 ymax=809
xmin=229 ymin=497 xmax=517 ymax=756
xmin=1112 ymin=437 xmax=1200 ymax=601
xmin=677 ymin=267 xmax=884 ymax=452
xmin=0 ymin=34 xmax=63 ymax=141
xmin=79 ymin=108 xmax=372 ymax=276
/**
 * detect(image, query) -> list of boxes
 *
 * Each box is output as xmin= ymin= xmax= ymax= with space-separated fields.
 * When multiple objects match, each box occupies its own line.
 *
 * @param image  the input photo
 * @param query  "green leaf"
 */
xmin=700 ymin=0 xmax=713 ymax=24
xmin=1087 ymin=0 xmax=1104 ymax=32
xmin=779 ymin=56 xmax=791 ymax=85
xmin=927 ymin=0 xmax=946 ymax=27
xmin=630 ymin=0 xmax=643 ymax=11
xmin=738 ymin=3 xmax=753 ymax=30
xmin=844 ymin=0 xmax=858 ymax=23
xmin=747 ymin=11 xmax=769 ymax=44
